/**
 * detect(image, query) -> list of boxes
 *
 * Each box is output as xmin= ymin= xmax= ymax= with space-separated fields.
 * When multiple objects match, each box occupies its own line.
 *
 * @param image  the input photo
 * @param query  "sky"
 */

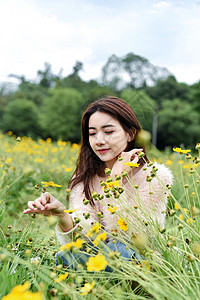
xmin=0 ymin=0 xmax=200 ymax=87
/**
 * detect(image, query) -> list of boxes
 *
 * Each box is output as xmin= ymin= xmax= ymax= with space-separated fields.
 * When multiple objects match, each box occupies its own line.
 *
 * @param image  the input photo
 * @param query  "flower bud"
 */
xmin=138 ymin=151 xmax=145 ymax=158
xmin=103 ymin=187 xmax=110 ymax=194
xmin=83 ymin=213 xmax=90 ymax=219
xmin=105 ymin=168 xmax=111 ymax=175
xmin=106 ymin=176 xmax=113 ymax=183
xmin=178 ymin=223 xmax=183 ymax=230
xmin=195 ymin=142 xmax=200 ymax=150
xmin=100 ymin=180 xmax=106 ymax=187
xmin=168 ymin=209 xmax=176 ymax=217
xmin=187 ymin=254 xmax=195 ymax=262
xmin=158 ymin=227 xmax=166 ymax=234
xmin=97 ymin=211 xmax=104 ymax=218
xmin=121 ymin=171 xmax=128 ymax=177
xmin=83 ymin=198 xmax=90 ymax=205
xmin=91 ymin=191 xmax=98 ymax=199
xmin=147 ymin=162 xmax=153 ymax=167
xmin=146 ymin=175 xmax=152 ymax=182
xmin=118 ymin=187 xmax=124 ymax=194
xmin=115 ymin=175 xmax=121 ymax=180
xmin=74 ymin=217 xmax=81 ymax=224
xmin=118 ymin=155 xmax=123 ymax=161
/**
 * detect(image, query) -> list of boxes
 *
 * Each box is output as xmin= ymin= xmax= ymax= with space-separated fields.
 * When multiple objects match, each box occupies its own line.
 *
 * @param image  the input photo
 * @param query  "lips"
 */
xmin=97 ymin=148 xmax=110 ymax=154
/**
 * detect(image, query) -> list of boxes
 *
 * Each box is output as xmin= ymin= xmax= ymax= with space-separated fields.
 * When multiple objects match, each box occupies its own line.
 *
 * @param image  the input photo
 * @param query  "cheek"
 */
xmin=111 ymin=133 xmax=128 ymax=150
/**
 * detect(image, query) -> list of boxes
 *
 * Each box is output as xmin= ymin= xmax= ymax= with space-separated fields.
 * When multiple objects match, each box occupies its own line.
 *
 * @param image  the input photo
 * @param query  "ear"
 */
xmin=127 ymin=128 xmax=136 ymax=142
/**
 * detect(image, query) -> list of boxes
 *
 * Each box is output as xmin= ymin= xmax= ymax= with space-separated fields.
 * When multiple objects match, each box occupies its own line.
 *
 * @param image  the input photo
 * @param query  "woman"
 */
xmin=23 ymin=96 xmax=173 ymax=268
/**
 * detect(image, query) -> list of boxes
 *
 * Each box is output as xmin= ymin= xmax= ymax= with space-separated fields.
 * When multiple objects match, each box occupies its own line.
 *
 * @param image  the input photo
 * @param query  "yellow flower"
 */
xmin=173 ymin=147 xmax=191 ymax=154
xmin=60 ymin=239 xmax=85 ymax=251
xmin=80 ymin=281 xmax=95 ymax=295
xmin=142 ymin=260 xmax=150 ymax=272
xmin=60 ymin=242 xmax=74 ymax=251
xmin=86 ymin=254 xmax=108 ymax=271
xmin=183 ymin=164 xmax=191 ymax=169
xmin=186 ymin=218 xmax=195 ymax=225
xmin=117 ymin=217 xmax=128 ymax=231
xmin=65 ymin=167 xmax=73 ymax=172
xmin=41 ymin=181 xmax=61 ymax=187
xmin=54 ymin=272 xmax=68 ymax=283
xmin=73 ymin=238 xmax=85 ymax=249
xmin=179 ymin=214 xmax=184 ymax=221
xmin=2 ymin=282 xmax=42 ymax=300
xmin=64 ymin=209 xmax=77 ymax=214
xmin=165 ymin=160 xmax=172 ymax=165
xmin=86 ymin=223 xmax=101 ymax=237
xmin=178 ymin=160 xmax=184 ymax=164
xmin=174 ymin=203 xmax=180 ymax=210
xmin=6 ymin=158 xmax=12 ymax=164
xmin=107 ymin=206 xmax=118 ymax=214
xmin=106 ymin=180 xmax=120 ymax=188
xmin=183 ymin=208 xmax=189 ymax=214
xmin=93 ymin=232 xmax=107 ymax=247
xmin=124 ymin=162 xmax=140 ymax=168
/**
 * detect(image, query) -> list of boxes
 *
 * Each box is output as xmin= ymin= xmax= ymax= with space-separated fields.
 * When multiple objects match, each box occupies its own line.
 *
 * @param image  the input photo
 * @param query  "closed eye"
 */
xmin=105 ymin=131 xmax=114 ymax=134
xmin=89 ymin=132 xmax=96 ymax=136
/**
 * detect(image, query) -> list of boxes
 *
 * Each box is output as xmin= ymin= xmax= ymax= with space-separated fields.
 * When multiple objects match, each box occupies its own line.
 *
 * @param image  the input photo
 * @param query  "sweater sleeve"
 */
xmin=133 ymin=163 xmax=173 ymax=228
xmin=115 ymin=163 xmax=173 ymax=234
xmin=55 ymin=182 xmax=99 ymax=245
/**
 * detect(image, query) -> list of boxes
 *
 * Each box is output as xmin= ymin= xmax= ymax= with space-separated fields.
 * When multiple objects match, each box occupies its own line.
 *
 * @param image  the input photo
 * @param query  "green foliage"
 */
xmin=2 ymin=99 xmax=40 ymax=138
xmin=157 ymin=98 xmax=200 ymax=148
xmin=39 ymin=88 xmax=84 ymax=141
xmin=145 ymin=76 xmax=190 ymax=106
xmin=121 ymin=89 xmax=156 ymax=132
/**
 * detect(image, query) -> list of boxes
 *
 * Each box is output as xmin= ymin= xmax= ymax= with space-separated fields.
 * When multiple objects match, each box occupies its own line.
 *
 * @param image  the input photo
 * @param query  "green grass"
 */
xmin=0 ymin=133 xmax=199 ymax=299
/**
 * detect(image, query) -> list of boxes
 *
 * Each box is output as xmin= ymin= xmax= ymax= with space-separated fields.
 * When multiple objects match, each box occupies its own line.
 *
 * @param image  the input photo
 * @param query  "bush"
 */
xmin=2 ymin=99 xmax=40 ymax=138
xmin=39 ymin=88 xmax=84 ymax=141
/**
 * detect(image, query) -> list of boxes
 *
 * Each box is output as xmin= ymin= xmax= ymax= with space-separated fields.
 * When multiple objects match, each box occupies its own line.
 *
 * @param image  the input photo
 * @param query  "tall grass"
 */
xmin=0 ymin=133 xmax=199 ymax=299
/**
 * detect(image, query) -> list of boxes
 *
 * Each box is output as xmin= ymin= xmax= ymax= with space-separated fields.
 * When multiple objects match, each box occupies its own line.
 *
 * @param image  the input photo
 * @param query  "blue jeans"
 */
xmin=56 ymin=240 xmax=144 ymax=271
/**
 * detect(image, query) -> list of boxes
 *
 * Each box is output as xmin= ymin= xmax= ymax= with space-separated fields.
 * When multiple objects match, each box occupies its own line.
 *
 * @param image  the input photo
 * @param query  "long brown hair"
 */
xmin=69 ymin=96 xmax=148 ymax=204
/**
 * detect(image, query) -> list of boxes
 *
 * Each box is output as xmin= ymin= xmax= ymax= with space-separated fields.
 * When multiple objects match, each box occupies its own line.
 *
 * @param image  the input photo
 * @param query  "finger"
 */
xmin=129 ymin=148 xmax=143 ymax=155
xmin=41 ymin=192 xmax=52 ymax=205
xmin=23 ymin=208 xmax=32 ymax=214
xmin=33 ymin=198 xmax=45 ymax=210
xmin=131 ymin=155 xmax=139 ymax=164
xmin=27 ymin=201 xmax=36 ymax=210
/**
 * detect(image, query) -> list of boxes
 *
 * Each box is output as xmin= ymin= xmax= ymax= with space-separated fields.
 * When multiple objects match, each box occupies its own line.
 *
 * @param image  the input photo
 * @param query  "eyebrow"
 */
xmin=88 ymin=124 xmax=115 ymax=130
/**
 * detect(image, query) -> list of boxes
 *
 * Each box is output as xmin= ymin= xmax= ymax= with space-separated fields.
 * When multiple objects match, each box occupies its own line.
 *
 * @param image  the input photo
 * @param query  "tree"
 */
xmin=121 ymin=89 xmax=156 ymax=140
xmin=2 ymin=99 xmax=40 ymax=137
xmin=39 ymin=88 xmax=84 ymax=141
xmin=145 ymin=76 xmax=190 ymax=107
xmin=101 ymin=53 xmax=171 ymax=90
xmin=157 ymin=98 xmax=199 ymax=148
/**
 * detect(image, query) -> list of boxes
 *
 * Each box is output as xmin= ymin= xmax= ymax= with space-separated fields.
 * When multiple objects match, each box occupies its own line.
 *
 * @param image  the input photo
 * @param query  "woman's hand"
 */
xmin=23 ymin=192 xmax=66 ymax=217
xmin=111 ymin=148 xmax=143 ymax=178
xmin=23 ymin=192 xmax=73 ymax=232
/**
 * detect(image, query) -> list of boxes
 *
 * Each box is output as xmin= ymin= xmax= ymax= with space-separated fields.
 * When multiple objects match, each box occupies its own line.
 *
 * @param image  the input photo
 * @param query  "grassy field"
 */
xmin=0 ymin=132 xmax=199 ymax=300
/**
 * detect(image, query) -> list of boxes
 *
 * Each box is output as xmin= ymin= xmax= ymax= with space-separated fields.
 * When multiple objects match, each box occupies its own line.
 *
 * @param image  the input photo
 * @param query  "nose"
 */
xmin=95 ymin=132 xmax=105 ymax=145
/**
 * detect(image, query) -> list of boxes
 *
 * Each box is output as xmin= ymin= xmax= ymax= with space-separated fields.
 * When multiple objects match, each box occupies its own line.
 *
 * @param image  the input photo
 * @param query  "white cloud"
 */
xmin=153 ymin=1 xmax=171 ymax=9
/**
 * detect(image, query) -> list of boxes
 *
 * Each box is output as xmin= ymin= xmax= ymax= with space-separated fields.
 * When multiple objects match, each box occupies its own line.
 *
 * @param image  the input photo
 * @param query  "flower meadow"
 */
xmin=0 ymin=132 xmax=199 ymax=300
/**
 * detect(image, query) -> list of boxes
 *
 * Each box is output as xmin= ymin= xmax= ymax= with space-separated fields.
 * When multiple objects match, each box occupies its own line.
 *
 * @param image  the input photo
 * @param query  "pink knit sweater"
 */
xmin=56 ymin=163 xmax=173 ymax=245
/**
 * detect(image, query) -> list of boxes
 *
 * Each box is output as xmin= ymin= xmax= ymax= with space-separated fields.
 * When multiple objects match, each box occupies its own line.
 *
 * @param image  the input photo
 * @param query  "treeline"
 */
xmin=0 ymin=53 xmax=199 ymax=149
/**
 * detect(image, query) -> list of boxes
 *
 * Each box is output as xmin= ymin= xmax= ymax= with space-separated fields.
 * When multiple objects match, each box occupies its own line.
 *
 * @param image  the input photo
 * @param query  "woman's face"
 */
xmin=88 ymin=111 xmax=131 ymax=169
